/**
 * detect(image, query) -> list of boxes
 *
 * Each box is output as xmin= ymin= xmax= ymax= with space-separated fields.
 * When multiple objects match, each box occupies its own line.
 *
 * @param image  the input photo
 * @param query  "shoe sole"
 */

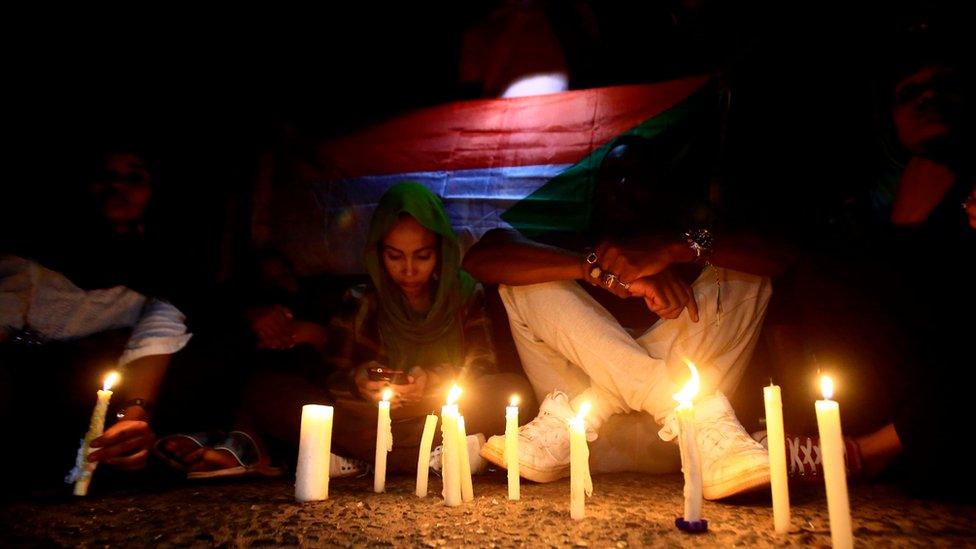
xmin=479 ymin=442 xmax=569 ymax=484
xmin=702 ymin=467 xmax=771 ymax=500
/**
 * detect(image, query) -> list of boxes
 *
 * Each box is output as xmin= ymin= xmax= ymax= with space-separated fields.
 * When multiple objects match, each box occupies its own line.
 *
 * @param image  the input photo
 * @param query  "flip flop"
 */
xmin=186 ymin=431 xmax=285 ymax=480
xmin=153 ymin=431 xmax=224 ymax=472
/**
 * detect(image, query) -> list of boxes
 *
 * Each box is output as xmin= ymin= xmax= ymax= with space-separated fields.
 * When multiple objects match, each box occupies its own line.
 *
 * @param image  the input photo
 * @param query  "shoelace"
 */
xmin=519 ymin=411 xmax=568 ymax=445
xmin=697 ymin=411 xmax=759 ymax=463
xmin=788 ymin=437 xmax=822 ymax=476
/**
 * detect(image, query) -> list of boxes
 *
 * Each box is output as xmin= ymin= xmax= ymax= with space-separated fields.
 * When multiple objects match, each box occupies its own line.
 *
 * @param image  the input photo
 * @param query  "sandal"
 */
xmin=186 ymin=431 xmax=285 ymax=480
xmin=153 ymin=431 xmax=223 ymax=472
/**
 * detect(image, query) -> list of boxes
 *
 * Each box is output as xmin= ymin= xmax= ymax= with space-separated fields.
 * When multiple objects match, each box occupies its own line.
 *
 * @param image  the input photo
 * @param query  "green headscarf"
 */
xmin=363 ymin=182 xmax=476 ymax=372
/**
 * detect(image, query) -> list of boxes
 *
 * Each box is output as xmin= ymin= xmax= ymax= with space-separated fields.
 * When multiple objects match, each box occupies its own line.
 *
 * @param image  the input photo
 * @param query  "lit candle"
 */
xmin=674 ymin=362 xmax=705 ymax=530
xmin=457 ymin=415 xmax=474 ymax=502
xmin=816 ymin=376 xmax=853 ymax=549
xmin=415 ymin=413 xmax=439 ymax=497
xmin=71 ymin=371 xmax=120 ymax=496
xmin=440 ymin=384 xmax=462 ymax=506
xmin=569 ymin=401 xmax=592 ymax=520
xmin=374 ymin=388 xmax=393 ymax=493
xmin=764 ymin=382 xmax=791 ymax=533
xmin=295 ymin=404 xmax=334 ymax=502
xmin=506 ymin=394 xmax=520 ymax=500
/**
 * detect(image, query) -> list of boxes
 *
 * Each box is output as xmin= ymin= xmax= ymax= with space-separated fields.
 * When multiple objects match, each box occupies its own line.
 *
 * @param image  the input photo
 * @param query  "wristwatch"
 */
xmin=684 ymin=228 xmax=715 ymax=264
xmin=116 ymin=398 xmax=152 ymax=420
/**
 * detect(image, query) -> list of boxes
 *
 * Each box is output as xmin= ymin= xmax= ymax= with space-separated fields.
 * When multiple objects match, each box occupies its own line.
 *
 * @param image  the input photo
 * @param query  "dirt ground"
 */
xmin=2 ymin=472 xmax=975 ymax=547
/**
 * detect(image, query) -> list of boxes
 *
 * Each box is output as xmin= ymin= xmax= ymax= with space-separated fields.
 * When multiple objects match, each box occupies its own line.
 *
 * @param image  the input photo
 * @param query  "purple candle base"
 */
xmin=675 ymin=517 xmax=709 ymax=533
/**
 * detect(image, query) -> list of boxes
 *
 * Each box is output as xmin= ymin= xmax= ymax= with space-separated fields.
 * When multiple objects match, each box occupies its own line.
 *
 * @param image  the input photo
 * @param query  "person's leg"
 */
xmin=500 ymin=266 xmax=771 ymax=425
xmin=499 ymin=280 xmax=659 ymax=430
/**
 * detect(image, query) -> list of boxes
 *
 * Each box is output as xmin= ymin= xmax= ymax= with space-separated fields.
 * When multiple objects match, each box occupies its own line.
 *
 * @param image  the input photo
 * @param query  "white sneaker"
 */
xmin=480 ymin=391 xmax=592 ymax=483
xmin=330 ymin=453 xmax=368 ymax=478
xmin=430 ymin=433 xmax=488 ymax=475
xmin=675 ymin=392 xmax=770 ymax=500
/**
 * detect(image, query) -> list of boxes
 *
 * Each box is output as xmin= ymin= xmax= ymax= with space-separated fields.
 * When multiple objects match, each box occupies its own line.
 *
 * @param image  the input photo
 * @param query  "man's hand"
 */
xmin=595 ymin=236 xmax=687 ymax=284
xmin=628 ymin=270 xmax=699 ymax=322
xmin=581 ymin=254 xmax=631 ymax=299
xmin=88 ymin=420 xmax=155 ymax=470
xmin=248 ymin=305 xmax=297 ymax=349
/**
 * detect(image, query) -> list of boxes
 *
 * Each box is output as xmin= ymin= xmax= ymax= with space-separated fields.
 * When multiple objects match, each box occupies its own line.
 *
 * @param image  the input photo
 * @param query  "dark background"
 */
xmin=3 ymin=1 xmax=967 ymax=283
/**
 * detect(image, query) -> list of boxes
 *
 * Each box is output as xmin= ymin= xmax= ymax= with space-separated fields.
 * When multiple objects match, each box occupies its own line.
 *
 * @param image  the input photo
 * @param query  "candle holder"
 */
xmin=675 ymin=517 xmax=709 ymax=533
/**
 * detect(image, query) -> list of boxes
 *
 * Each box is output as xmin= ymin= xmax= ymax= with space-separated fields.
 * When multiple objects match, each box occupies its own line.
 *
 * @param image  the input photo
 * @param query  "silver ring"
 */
xmin=618 ymin=280 xmax=630 ymax=290
xmin=602 ymin=273 xmax=618 ymax=287
xmin=585 ymin=252 xmax=599 ymax=264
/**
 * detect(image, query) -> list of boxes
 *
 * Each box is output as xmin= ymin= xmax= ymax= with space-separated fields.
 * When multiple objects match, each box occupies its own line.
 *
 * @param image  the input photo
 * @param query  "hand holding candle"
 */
xmin=506 ymin=394 xmax=520 ymax=501
xmin=816 ymin=376 xmax=853 ymax=549
xmin=674 ymin=362 xmax=706 ymax=532
xmin=374 ymin=388 xmax=393 ymax=493
xmin=68 ymin=371 xmax=120 ymax=496
xmin=569 ymin=401 xmax=592 ymax=520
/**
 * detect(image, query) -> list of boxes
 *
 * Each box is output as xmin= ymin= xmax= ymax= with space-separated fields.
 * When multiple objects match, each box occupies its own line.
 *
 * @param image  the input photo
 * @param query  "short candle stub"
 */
xmin=675 ymin=517 xmax=709 ymax=533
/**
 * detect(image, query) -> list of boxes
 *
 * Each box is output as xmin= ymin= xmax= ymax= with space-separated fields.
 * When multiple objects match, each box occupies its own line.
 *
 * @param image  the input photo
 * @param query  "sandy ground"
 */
xmin=2 ymin=472 xmax=975 ymax=547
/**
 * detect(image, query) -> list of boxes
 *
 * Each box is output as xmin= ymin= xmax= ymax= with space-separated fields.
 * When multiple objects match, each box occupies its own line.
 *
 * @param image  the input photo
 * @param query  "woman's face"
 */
xmin=88 ymin=152 xmax=153 ymax=228
xmin=382 ymin=215 xmax=439 ymax=300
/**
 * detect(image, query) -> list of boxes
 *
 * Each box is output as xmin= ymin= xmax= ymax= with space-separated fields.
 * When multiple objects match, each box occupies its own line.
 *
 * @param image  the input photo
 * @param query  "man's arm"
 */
xmin=461 ymin=229 xmax=585 ymax=286
xmin=595 ymin=231 xmax=796 ymax=284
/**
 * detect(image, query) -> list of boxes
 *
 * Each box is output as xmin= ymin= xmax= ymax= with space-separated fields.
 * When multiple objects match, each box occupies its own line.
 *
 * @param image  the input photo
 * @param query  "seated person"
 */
xmin=756 ymin=52 xmax=974 ymax=500
xmin=159 ymin=182 xmax=535 ymax=477
xmin=464 ymin=135 xmax=793 ymax=500
xmin=0 ymin=148 xmax=191 ymax=495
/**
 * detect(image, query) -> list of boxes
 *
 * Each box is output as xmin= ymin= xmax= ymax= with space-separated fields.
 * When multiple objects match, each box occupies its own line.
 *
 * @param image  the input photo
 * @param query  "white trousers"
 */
xmin=499 ymin=266 xmax=771 ymax=429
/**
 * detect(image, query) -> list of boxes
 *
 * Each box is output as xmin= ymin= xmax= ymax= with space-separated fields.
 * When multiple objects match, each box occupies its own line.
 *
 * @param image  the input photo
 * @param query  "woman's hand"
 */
xmin=394 ymin=367 xmax=429 ymax=407
xmin=628 ymin=270 xmax=699 ymax=322
xmin=247 ymin=305 xmax=297 ymax=350
xmin=88 ymin=420 xmax=155 ymax=471
xmin=354 ymin=362 xmax=390 ymax=404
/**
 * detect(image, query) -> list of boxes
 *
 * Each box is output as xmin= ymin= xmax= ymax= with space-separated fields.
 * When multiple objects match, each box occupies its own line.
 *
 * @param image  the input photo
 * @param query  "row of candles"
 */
xmin=75 ymin=366 xmax=853 ymax=546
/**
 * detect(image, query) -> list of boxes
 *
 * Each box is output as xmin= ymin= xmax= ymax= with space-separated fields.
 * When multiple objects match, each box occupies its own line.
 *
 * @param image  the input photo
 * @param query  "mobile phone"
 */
xmin=367 ymin=366 xmax=409 ymax=385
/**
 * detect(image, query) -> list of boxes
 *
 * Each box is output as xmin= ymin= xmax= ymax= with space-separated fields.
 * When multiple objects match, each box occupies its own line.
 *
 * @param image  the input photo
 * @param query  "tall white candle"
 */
xmin=764 ymin=383 xmax=791 ymax=533
xmin=295 ymin=404 xmax=334 ymax=502
xmin=506 ymin=395 xmax=520 ymax=500
xmin=674 ymin=362 xmax=702 ymax=522
xmin=816 ymin=376 xmax=853 ymax=549
xmin=71 ymin=371 xmax=120 ymax=496
xmin=457 ymin=415 xmax=474 ymax=502
xmin=415 ymin=413 xmax=439 ymax=497
xmin=374 ymin=388 xmax=393 ymax=493
xmin=440 ymin=385 xmax=462 ymax=507
xmin=569 ymin=401 xmax=592 ymax=520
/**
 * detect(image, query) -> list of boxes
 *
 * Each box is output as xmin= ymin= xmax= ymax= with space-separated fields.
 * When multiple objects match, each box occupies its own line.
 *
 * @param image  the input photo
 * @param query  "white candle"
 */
xmin=674 ymin=362 xmax=702 ymax=523
xmin=440 ymin=384 xmax=462 ymax=507
xmin=295 ymin=404 xmax=334 ymax=502
xmin=457 ymin=415 xmax=474 ymax=502
xmin=415 ymin=414 xmax=439 ymax=497
xmin=569 ymin=401 xmax=592 ymax=520
xmin=506 ymin=395 xmax=520 ymax=500
xmin=764 ymin=383 xmax=791 ymax=533
xmin=816 ymin=376 xmax=853 ymax=549
xmin=72 ymin=371 xmax=119 ymax=496
xmin=374 ymin=388 xmax=393 ymax=493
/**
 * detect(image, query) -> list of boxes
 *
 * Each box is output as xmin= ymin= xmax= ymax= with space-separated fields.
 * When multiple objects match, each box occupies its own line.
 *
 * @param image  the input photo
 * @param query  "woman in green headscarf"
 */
xmin=225 ymin=182 xmax=533 ymax=476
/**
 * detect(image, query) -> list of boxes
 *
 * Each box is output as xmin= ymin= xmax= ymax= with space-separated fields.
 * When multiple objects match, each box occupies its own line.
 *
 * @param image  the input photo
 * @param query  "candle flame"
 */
xmin=510 ymin=394 xmax=520 ymax=407
xmin=447 ymin=384 xmax=462 ymax=406
xmin=673 ymin=361 xmax=700 ymax=407
xmin=820 ymin=375 xmax=834 ymax=400
xmin=103 ymin=371 xmax=120 ymax=391
xmin=576 ymin=401 xmax=591 ymax=421
xmin=381 ymin=388 xmax=393 ymax=402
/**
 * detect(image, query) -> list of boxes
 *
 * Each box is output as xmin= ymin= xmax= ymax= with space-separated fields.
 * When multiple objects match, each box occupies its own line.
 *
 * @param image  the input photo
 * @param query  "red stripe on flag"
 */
xmin=316 ymin=75 xmax=711 ymax=179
